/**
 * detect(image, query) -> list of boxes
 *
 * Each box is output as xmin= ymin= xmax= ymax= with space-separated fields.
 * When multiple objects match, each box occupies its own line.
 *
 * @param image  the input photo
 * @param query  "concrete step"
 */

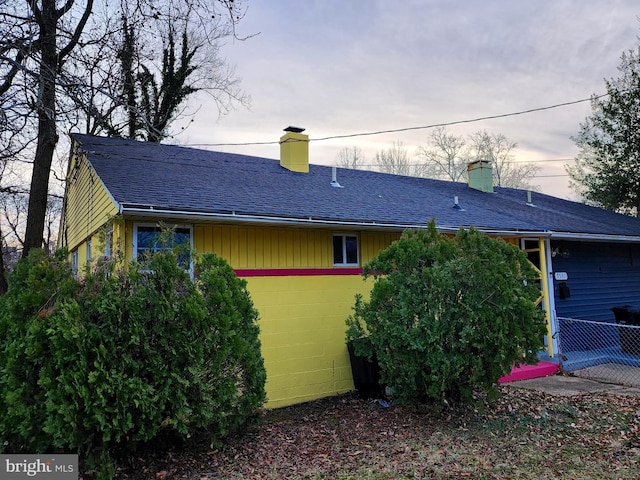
xmin=498 ymin=361 xmax=560 ymax=384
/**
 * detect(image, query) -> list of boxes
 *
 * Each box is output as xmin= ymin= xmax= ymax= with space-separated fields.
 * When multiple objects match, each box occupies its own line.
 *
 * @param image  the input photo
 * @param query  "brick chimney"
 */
xmin=280 ymin=126 xmax=309 ymax=173
xmin=467 ymin=160 xmax=493 ymax=193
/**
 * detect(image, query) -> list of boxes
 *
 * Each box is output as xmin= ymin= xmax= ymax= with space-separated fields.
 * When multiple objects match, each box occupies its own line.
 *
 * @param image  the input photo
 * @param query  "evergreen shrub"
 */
xmin=346 ymin=220 xmax=547 ymax=406
xmin=0 ymin=247 xmax=266 ymax=477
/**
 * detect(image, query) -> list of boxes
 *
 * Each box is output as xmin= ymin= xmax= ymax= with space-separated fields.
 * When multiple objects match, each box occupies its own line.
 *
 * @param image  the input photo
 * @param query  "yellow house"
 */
xmin=61 ymin=128 xmax=609 ymax=408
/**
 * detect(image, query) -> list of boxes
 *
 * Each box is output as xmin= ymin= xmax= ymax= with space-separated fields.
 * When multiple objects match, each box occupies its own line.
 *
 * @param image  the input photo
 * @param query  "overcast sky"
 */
xmin=173 ymin=0 xmax=640 ymax=200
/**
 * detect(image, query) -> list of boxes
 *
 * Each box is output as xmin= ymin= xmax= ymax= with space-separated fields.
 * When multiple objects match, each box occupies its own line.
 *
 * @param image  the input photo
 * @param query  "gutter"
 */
xmin=118 ymin=204 xmax=551 ymax=238
xmin=547 ymin=231 xmax=640 ymax=243
xmin=118 ymin=204 xmax=640 ymax=243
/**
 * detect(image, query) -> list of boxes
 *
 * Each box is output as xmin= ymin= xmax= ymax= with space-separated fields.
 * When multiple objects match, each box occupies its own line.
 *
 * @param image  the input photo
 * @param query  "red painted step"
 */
xmin=498 ymin=361 xmax=559 ymax=384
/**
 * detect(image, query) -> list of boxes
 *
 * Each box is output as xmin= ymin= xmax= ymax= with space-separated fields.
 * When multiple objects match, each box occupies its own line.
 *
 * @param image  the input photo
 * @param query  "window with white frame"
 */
xmin=133 ymin=224 xmax=192 ymax=270
xmin=333 ymin=234 xmax=359 ymax=266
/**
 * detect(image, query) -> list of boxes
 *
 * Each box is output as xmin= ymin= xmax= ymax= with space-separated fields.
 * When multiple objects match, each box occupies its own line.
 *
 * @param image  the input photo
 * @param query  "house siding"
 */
xmin=248 ymin=274 xmax=373 ymax=408
xmin=117 ymin=222 xmax=400 ymax=408
xmin=193 ymin=225 xmax=401 ymax=269
xmin=61 ymin=150 xmax=118 ymax=252
xmin=116 ymin=221 xmax=551 ymax=407
xmin=72 ymin=214 xmax=553 ymax=408
xmin=552 ymin=241 xmax=640 ymax=322
xmin=114 ymin=221 xmax=552 ymax=408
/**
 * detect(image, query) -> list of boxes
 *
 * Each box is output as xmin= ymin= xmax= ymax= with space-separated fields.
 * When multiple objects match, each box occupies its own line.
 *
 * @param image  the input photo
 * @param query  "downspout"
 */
xmin=543 ymin=237 xmax=559 ymax=358
xmin=117 ymin=203 xmax=124 ymax=260
xmin=538 ymin=237 xmax=555 ymax=357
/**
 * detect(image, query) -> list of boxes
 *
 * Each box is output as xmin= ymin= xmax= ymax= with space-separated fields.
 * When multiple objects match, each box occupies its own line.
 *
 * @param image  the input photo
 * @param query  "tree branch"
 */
xmin=58 ymin=0 xmax=94 ymax=63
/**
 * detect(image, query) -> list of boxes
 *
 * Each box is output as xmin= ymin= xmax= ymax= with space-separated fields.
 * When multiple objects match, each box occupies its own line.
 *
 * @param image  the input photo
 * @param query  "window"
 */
xmin=333 ymin=234 xmax=359 ymax=266
xmin=104 ymin=228 xmax=113 ymax=258
xmin=71 ymin=250 xmax=79 ymax=277
xmin=521 ymin=238 xmax=541 ymax=270
xmin=86 ymin=239 xmax=92 ymax=264
xmin=133 ymin=224 xmax=192 ymax=271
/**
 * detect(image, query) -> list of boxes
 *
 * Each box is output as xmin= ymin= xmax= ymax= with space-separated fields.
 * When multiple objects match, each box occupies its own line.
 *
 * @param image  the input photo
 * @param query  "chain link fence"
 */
xmin=557 ymin=315 xmax=640 ymax=388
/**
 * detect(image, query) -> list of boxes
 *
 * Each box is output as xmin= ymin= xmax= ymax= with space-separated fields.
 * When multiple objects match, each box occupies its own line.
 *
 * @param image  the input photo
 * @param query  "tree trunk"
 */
xmin=22 ymin=0 xmax=59 ymax=258
xmin=0 ymin=222 xmax=8 ymax=295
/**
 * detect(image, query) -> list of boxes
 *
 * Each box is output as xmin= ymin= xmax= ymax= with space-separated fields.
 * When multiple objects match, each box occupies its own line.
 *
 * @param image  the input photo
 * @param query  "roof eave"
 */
xmin=120 ymin=205 xmax=420 ymax=230
xmin=119 ymin=205 xmax=552 ymax=237
xmin=549 ymin=231 xmax=640 ymax=243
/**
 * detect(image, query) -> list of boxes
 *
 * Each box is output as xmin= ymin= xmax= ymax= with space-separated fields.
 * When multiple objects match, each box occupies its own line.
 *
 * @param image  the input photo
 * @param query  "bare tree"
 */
xmin=0 ymin=223 xmax=6 ymax=294
xmin=0 ymin=0 xmax=94 ymax=258
xmin=64 ymin=0 xmax=250 ymax=142
xmin=0 ymin=166 xmax=31 ymax=292
xmin=0 ymin=162 xmax=11 ymax=294
xmin=416 ymin=128 xmax=539 ymax=189
xmin=335 ymin=146 xmax=367 ymax=169
xmin=0 ymin=187 xmax=62 ymax=260
xmin=0 ymin=0 xmax=250 ymax=266
xmin=375 ymin=141 xmax=425 ymax=177
xmin=468 ymin=131 xmax=540 ymax=190
xmin=1 ymin=192 xmax=27 ymax=253
xmin=43 ymin=193 xmax=62 ymax=254
xmin=416 ymin=127 xmax=469 ymax=182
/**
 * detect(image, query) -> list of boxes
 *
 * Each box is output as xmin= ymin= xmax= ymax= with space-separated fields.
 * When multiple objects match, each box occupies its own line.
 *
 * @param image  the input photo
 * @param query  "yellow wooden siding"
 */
xmin=62 ymin=151 xmax=118 ymax=251
xmin=192 ymin=225 xmax=400 ymax=269
xmin=188 ymin=226 xmax=399 ymax=407
xmin=117 ymin=221 xmax=552 ymax=407
xmin=124 ymin=223 xmax=395 ymax=268
xmin=360 ymin=231 xmax=402 ymax=263
xmin=68 ymin=233 xmax=109 ymax=272
xmin=111 ymin=223 xmax=398 ymax=407
xmin=122 ymin=220 xmax=134 ymax=260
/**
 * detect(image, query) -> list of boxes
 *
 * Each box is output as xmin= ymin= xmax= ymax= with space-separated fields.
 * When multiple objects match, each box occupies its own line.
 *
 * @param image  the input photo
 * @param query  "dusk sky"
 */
xmin=173 ymin=1 xmax=640 ymax=200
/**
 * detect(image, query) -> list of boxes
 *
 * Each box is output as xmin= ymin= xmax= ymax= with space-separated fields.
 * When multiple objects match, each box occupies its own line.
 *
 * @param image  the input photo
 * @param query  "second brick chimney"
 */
xmin=467 ymin=160 xmax=493 ymax=193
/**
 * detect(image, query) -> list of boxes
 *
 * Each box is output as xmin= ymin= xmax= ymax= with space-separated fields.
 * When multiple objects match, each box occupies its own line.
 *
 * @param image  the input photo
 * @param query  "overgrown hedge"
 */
xmin=0 ymin=248 xmax=266 ymax=477
xmin=346 ymin=221 xmax=547 ymax=406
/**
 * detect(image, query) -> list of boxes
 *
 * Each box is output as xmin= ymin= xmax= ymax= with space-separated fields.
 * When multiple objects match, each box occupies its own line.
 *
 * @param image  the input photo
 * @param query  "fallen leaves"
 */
xmin=107 ymin=387 xmax=640 ymax=480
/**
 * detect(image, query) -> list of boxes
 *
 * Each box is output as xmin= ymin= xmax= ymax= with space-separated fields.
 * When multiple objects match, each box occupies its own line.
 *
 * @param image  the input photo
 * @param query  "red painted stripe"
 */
xmin=234 ymin=267 xmax=364 ymax=277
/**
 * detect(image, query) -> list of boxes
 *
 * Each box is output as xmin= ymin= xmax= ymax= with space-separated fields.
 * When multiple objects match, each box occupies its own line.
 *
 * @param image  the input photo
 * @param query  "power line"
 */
xmin=533 ymin=174 xmax=571 ymax=178
xmin=338 ymin=159 xmax=573 ymax=169
xmin=332 ymin=168 xmax=573 ymax=178
xmin=186 ymin=94 xmax=606 ymax=148
xmin=505 ymin=158 xmax=573 ymax=164
xmin=312 ymin=96 xmax=603 ymax=142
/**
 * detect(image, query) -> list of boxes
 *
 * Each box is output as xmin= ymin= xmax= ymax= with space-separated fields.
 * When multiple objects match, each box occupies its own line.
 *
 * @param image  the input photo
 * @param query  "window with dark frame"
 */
xmin=333 ymin=234 xmax=359 ymax=266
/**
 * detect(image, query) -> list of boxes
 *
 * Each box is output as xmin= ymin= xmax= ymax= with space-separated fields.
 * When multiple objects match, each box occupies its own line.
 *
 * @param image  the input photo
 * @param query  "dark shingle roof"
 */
xmin=71 ymin=133 xmax=640 ymax=239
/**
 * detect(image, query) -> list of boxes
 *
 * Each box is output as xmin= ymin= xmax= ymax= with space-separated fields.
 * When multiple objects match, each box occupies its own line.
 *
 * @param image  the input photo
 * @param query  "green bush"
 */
xmin=346 ymin=220 xmax=547 ymax=406
xmin=0 ymin=249 xmax=79 ymax=452
xmin=0 ymin=247 xmax=266 ymax=476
